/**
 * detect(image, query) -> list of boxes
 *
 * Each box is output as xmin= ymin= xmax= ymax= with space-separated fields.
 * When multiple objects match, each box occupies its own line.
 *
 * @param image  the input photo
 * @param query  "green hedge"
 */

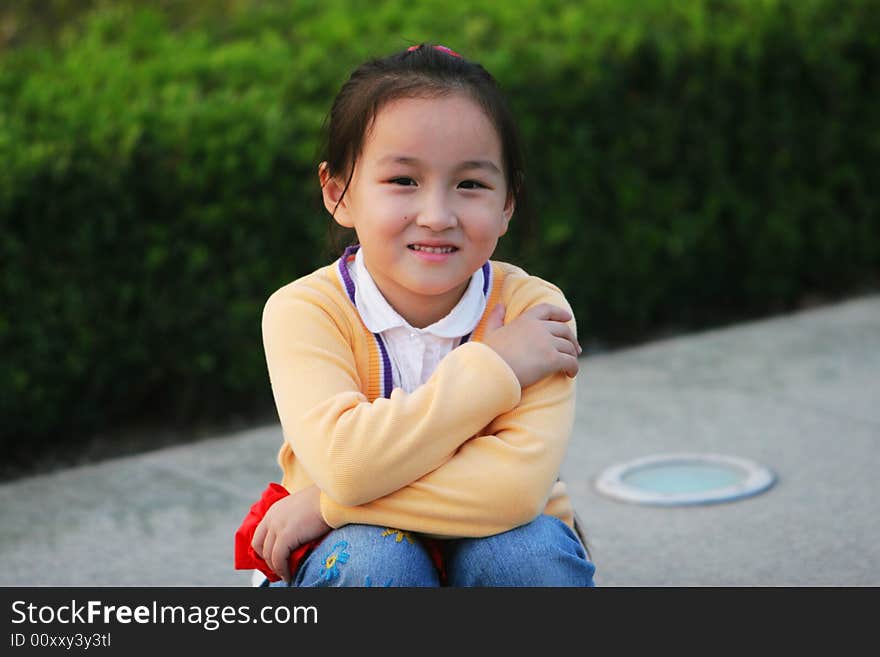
xmin=2 ymin=0 xmax=878 ymax=454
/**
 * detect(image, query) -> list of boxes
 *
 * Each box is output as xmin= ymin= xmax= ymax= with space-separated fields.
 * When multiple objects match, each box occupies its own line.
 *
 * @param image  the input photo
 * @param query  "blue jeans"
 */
xmin=267 ymin=514 xmax=596 ymax=587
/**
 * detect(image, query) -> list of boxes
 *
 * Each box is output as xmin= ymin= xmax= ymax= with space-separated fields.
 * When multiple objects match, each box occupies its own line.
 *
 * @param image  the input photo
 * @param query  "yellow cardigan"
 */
xmin=262 ymin=247 xmax=578 ymax=538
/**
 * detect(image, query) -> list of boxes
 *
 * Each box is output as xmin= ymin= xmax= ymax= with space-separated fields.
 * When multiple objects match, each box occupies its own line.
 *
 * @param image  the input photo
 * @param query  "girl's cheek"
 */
xmin=474 ymin=209 xmax=511 ymax=238
xmin=383 ymin=197 xmax=417 ymax=223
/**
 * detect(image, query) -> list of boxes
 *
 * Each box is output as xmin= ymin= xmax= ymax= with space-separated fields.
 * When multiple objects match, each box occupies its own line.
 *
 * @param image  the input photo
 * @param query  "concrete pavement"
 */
xmin=1 ymin=294 xmax=878 ymax=586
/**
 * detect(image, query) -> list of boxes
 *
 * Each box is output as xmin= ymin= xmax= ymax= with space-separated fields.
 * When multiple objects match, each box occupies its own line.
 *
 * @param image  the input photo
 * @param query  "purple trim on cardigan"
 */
xmin=335 ymin=243 xmax=491 ymax=390
xmin=376 ymin=336 xmax=393 ymax=399
xmin=337 ymin=244 xmax=359 ymax=305
xmin=337 ymin=244 xmax=393 ymax=398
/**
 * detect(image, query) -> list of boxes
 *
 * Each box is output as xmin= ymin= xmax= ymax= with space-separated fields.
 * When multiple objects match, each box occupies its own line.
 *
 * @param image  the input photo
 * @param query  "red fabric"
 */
xmin=235 ymin=482 xmax=448 ymax=585
xmin=423 ymin=538 xmax=448 ymax=585
xmin=234 ymin=483 xmax=324 ymax=583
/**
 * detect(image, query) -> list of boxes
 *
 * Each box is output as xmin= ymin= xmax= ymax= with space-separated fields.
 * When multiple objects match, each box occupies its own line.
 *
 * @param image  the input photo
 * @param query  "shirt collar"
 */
xmin=352 ymin=246 xmax=486 ymax=338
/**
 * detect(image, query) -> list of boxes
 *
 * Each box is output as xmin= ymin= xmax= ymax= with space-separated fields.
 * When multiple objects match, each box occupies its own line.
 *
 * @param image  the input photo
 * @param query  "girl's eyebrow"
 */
xmin=458 ymin=160 xmax=502 ymax=175
xmin=376 ymin=155 xmax=502 ymax=175
xmin=376 ymin=155 xmax=420 ymax=167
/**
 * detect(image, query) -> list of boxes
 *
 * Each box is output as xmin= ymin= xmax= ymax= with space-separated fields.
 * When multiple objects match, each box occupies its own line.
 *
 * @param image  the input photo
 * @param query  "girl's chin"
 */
xmin=398 ymin=275 xmax=469 ymax=299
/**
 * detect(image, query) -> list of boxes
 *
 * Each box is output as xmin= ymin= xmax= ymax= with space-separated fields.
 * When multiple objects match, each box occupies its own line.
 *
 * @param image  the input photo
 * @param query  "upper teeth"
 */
xmin=411 ymin=245 xmax=455 ymax=253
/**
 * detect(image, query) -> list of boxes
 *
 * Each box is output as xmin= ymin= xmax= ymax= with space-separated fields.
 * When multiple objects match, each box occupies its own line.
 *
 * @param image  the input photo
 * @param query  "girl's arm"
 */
xmin=252 ymin=350 xmax=574 ymax=582
xmin=319 ymin=358 xmax=575 ymax=537
xmin=317 ymin=285 xmax=580 ymax=538
xmin=262 ymin=288 xmax=522 ymax=507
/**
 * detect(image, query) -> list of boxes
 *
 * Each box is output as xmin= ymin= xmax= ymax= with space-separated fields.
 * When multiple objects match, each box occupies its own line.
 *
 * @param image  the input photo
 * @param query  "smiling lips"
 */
xmin=408 ymin=244 xmax=458 ymax=254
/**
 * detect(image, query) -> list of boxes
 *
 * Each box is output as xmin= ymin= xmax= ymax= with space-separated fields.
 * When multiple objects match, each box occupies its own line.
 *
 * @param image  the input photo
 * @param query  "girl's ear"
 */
xmin=499 ymin=192 xmax=516 ymax=236
xmin=319 ymin=162 xmax=354 ymax=228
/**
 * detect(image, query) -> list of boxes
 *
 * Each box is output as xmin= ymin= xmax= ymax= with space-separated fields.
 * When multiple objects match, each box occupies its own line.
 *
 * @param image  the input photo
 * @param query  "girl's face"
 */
xmin=321 ymin=93 xmax=514 ymax=329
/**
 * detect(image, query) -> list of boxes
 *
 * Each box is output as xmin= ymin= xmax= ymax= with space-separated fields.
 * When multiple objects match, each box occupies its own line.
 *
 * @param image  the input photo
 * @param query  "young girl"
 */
xmin=237 ymin=43 xmax=596 ymax=587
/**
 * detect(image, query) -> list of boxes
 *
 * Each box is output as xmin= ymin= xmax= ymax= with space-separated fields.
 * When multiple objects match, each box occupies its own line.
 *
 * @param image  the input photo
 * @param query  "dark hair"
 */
xmin=318 ymin=43 xmax=530 ymax=257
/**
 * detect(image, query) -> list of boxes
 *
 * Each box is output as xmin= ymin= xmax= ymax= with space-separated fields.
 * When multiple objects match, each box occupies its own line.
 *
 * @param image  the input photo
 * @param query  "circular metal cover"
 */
xmin=595 ymin=453 xmax=776 ymax=506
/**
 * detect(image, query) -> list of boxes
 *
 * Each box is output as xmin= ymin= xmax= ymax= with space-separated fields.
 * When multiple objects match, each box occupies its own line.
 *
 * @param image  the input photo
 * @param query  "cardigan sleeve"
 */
xmin=262 ymin=288 xmax=522 ymax=507
xmin=318 ymin=281 xmax=579 ymax=538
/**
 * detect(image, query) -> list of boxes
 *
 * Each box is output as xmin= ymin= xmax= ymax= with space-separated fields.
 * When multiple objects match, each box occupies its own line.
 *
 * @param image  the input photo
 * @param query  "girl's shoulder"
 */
xmin=263 ymin=261 xmax=355 ymax=323
xmin=491 ymin=260 xmax=572 ymax=313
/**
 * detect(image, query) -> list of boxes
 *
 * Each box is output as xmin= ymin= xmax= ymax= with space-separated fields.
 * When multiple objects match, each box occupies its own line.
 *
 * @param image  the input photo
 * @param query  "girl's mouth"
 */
xmin=407 ymin=244 xmax=458 ymax=254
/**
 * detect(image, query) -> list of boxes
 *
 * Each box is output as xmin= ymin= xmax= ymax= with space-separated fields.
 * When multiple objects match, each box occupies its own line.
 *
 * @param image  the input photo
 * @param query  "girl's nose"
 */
xmin=416 ymin=191 xmax=458 ymax=231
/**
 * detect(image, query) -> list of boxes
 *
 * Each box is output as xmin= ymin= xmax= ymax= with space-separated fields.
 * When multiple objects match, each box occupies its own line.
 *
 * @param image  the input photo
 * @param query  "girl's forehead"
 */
xmin=364 ymin=94 xmax=503 ymax=163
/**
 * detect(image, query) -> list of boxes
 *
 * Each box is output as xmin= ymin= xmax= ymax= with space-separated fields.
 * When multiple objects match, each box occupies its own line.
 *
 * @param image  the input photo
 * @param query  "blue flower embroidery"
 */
xmin=319 ymin=541 xmax=350 ymax=581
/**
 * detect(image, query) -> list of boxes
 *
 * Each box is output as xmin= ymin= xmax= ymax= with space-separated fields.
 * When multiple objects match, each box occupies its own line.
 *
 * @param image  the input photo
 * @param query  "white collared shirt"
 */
xmin=350 ymin=247 xmax=487 ymax=393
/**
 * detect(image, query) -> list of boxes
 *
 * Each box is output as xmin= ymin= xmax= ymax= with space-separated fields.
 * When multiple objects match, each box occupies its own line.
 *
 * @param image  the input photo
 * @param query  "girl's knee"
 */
xmin=447 ymin=515 xmax=596 ymax=587
xmin=295 ymin=525 xmax=440 ymax=587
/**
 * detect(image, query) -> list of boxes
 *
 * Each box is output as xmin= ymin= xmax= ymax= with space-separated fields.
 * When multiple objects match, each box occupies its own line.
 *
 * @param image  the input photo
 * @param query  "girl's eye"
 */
xmin=389 ymin=177 xmax=416 ymax=186
xmin=458 ymin=180 xmax=487 ymax=190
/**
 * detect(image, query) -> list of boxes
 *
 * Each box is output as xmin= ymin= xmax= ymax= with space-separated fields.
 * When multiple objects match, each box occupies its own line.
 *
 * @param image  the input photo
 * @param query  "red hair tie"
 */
xmin=407 ymin=44 xmax=462 ymax=58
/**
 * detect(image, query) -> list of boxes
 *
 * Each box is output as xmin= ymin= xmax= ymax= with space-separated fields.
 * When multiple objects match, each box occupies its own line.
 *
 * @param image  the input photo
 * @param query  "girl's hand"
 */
xmin=483 ymin=303 xmax=582 ymax=388
xmin=251 ymin=484 xmax=331 ymax=583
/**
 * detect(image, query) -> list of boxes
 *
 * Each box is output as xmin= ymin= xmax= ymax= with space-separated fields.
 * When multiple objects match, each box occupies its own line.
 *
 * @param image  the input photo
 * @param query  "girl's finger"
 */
xmin=544 ymin=322 xmax=581 ymax=353
xmin=251 ymin=519 xmax=268 ymax=557
xmin=526 ymin=303 xmax=572 ymax=323
xmin=262 ymin=533 xmax=277 ymax=572
xmin=549 ymin=342 xmax=579 ymax=378
xmin=271 ymin=540 xmax=291 ymax=583
xmin=553 ymin=336 xmax=579 ymax=358
xmin=483 ymin=303 xmax=506 ymax=333
xmin=561 ymin=353 xmax=580 ymax=378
